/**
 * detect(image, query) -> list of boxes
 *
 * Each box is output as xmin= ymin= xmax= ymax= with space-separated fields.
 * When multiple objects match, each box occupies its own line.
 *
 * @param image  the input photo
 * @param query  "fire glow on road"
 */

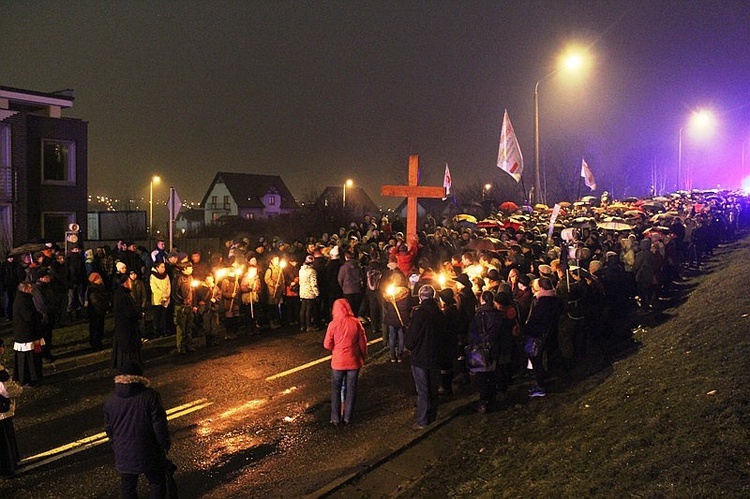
xmin=17 ymin=398 xmax=213 ymax=473
xmin=264 ymin=337 xmax=383 ymax=382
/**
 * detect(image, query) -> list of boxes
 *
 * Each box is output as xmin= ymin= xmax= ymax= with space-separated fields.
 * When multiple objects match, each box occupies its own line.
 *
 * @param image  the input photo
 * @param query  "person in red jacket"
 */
xmin=390 ymin=237 xmax=419 ymax=276
xmin=323 ymin=298 xmax=368 ymax=425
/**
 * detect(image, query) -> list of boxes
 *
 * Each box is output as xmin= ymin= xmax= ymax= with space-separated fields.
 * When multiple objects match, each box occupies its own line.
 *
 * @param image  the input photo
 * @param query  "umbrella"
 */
xmin=581 ymin=195 xmax=597 ymax=204
xmin=534 ymin=203 xmax=549 ymax=211
xmin=606 ymin=203 xmax=630 ymax=211
xmin=477 ymin=219 xmax=502 ymax=229
xmin=9 ymin=242 xmax=47 ymax=256
xmin=597 ymin=221 xmax=633 ymax=231
xmin=467 ymin=237 xmax=507 ymax=251
xmin=499 ymin=201 xmax=519 ymax=213
xmin=453 ymin=214 xmax=477 ymax=226
xmin=621 ymin=196 xmax=639 ymax=203
xmin=624 ymin=210 xmax=646 ymax=218
xmin=571 ymin=216 xmax=596 ymax=228
xmin=641 ymin=201 xmax=665 ymax=212
xmin=602 ymin=216 xmax=629 ymax=224
xmin=653 ymin=196 xmax=669 ymax=202
xmin=558 ymin=201 xmax=572 ymax=208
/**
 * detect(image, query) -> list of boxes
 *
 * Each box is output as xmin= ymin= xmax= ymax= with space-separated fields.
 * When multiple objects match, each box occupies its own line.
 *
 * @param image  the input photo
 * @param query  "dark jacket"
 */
xmin=467 ymin=303 xmax=503 ymax=363
xmin=405 ymin=298 xmax=444 ymax=369
xmin=524 ymin=293 xmax=559 ymax=339
xmin=104 ymin=374 xmax=170 ymax=474
xmin=87 ymin=283 xmax=111 ymax=314
xmin=13 ymin=291 xmax=43 ymax=343
xmin=382 ymin=285 xmax=411 ymax=328
xmin=337 ymin=258 xmax=363 ymax=295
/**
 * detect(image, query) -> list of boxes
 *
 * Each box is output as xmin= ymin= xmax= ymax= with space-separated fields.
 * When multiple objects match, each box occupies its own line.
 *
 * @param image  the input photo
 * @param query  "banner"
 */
xmin=581 ymin=159 xmax=597 ymax=191
xmin=442 ymin=163 xmax=452 ymax=200
xmin=497 ymin=109 xmax=524 ymax=183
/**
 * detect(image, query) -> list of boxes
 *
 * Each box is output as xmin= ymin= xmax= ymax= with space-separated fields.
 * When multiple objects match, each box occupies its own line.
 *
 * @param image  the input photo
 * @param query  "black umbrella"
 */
xmin=9 ymin=242 xmax=47 ymax=256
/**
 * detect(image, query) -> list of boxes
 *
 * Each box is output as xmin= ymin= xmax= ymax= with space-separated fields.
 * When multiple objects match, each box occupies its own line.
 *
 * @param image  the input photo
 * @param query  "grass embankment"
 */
xmin=417 ymin=236 xmax=750 ymax=497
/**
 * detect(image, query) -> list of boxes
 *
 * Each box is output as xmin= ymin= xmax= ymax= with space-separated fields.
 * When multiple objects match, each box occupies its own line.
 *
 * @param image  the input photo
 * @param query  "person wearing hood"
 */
xmin=104 ymin=361 xmax=171 ymax=498
xmin=149 ymin=261 xmax=171 ymax=339
xmin=323 ymin=299 xmax=368 ymax=426
xmin=405 ymin=285 xmax=445 ymax=430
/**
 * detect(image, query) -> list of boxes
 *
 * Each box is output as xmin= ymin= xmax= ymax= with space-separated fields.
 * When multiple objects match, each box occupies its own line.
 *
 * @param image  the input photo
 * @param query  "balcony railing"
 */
xmin=0 ymin=165 xmax=12 ymax=202
xmin=205 ymin=202 xmax=231 ymax=211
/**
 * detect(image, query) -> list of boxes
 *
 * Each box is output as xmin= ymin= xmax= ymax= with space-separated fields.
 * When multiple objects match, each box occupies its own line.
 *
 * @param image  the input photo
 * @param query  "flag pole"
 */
xmin=169 ymin=187 xmax=174 ymax=251
xmin=576 ymin=174 xmax=582 ymax=200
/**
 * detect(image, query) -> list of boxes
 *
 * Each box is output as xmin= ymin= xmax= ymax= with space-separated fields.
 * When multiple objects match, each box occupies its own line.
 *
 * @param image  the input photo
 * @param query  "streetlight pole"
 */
xmin=534 ymin=80 xmax=542 ymax=205
xmin=343 ymin=179 xmax=353 ymax=208
xmin=677 ymin=127 xmax=683 ymax=191
xmin=149 ymin=175 xmax=160 ymax=243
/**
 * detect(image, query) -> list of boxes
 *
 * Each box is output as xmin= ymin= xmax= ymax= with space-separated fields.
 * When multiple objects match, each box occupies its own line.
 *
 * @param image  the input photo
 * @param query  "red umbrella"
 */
xmin=499 ymin=201 xmax=519 ymax=213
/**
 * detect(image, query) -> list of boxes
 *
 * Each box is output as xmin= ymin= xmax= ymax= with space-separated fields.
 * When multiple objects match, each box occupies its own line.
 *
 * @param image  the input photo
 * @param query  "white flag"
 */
xmin=497 ymin=109 xmax=524 ymax=183
xmin=442 ymin=163 xmax=452 ymax=200
xmin=167 ymin=187 xmax=182 ymax=220
xmin=581 ymin=159 xmax=596 ymax=191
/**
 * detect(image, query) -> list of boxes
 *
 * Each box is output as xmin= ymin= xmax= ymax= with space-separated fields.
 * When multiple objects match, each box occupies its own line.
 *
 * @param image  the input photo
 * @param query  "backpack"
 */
xmin=366 ymin=268 xmax=382 ymax=291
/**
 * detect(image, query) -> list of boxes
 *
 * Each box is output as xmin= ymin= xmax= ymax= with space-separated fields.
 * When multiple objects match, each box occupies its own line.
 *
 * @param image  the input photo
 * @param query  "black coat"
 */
xmin=13 ymin=291 xmax=42 ymax=343
xmin=405 ymin=298 xmax=445 ymax=369
xmin=104 ymin=375 xmax=170 ymax=474
xmin=467 ymin=304 xmax=503 ymax=360
xmin=112 ymin=286 xmax=141 ymax=369
xmin=524 ymin=294 xmax=559 ymax=339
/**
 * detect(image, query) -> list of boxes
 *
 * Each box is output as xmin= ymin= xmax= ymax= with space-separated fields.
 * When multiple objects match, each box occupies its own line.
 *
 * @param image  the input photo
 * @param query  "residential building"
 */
xmin=201 ymin=172 xmax=299 ymax=224
xmin=0 ymin=85 xmax=87 ymax=251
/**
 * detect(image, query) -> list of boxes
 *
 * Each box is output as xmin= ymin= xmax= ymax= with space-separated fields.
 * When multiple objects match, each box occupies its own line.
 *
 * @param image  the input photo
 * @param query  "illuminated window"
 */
xmin=42 ymin=140 xmax=76 ymax=185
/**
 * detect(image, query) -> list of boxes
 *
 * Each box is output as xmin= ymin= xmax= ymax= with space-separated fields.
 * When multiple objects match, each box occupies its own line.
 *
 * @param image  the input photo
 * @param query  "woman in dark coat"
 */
xmin=87 ymin=272 xmax=110 ymax=351
xmin=111 ymin=275 xmax=142 ymax=371
xmin=12 ymin=282 xmax=44 ymax=386
xmin=104 ymin=361 xmax=171 ymax=497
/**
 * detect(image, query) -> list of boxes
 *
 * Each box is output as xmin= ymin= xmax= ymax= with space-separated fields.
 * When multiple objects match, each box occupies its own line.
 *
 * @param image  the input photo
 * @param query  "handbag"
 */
xmin=464 ymin=312 xmax=496 ymax=372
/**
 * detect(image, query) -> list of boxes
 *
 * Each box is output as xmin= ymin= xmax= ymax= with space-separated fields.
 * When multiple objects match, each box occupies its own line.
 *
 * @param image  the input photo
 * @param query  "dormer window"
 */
xmin=42 ymin=139 xmax=76 ymax=185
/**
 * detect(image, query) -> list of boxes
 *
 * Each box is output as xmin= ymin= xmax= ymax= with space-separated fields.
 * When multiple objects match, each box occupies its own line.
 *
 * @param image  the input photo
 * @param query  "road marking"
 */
xmin=17 ymin=398 xmax=213 ymax=472
xmin=265 ymin=337 xmax=383 ymax=381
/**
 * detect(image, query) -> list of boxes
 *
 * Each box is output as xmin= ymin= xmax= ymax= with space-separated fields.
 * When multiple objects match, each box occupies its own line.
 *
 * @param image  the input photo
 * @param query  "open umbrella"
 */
xmin=477 ymin=218 xmax=502 ymax=229
xmin=641 ymin=201 xmax=665 ymax=212
xmin=467 ymin=237 xmax=508 ymax=251
xmin=558 ymin=201 xmax=572 ymax=208
xmin=624 ymin=210 xmax=645 ymax=218
xmin=621 ymin=196 xmax=639 ymax=203
xmin=606 ymin=203 xmax=630 ymax=211
xmin=9 ymin=242 xmax=47 ymax=256
xmin=499 ymin=201 xmax=519 ymax=213
xmin=581 ymin=195 xmax=597 ymax=204
xmin=571 ymin=216 xmax=596 ymax=228
xmin=453 ymin=214 xmax=477 ymax=225
xmin=597 ymin=221 xmax=633 ymax=231
xmin=533 ymin=203 xmax=549 ymax=211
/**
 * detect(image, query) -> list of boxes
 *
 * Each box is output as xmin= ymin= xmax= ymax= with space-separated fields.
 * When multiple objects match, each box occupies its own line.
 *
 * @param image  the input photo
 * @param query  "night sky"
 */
xmin=3 ymin=1 xmax=749 ymax=211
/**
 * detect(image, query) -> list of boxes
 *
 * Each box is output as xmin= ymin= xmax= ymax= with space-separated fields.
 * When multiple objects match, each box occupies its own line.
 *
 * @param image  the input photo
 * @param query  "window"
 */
xmin=223 ymin=195 xmax=230 ymax=209
xmin=210 ymin=195 xmax=217 ymax=208
xmin=42 ymin=140 xmax=76 ymax=185
xmin=267 ymin=195 xmax=276 ymax=206
xmin=42 ymin=212 xmax=75 ymax=242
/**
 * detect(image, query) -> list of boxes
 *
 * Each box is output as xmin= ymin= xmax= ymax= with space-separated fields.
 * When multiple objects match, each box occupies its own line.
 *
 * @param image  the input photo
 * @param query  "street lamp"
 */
xmin=483 ymin=183 xmax=492 ymax=201
xmin=149 ymin=175 xmax=161 ymax=242
xmin=343 ymin=178 xmax=353 ymax=208
xmin=534 ymin=45 xmax=591 ymax=204
xmin=677 ymin=109 xmax=717 ymax=191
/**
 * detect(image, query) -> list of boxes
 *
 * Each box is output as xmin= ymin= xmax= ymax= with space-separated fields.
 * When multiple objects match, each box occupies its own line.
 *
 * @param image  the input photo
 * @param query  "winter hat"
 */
xmin=418 ymin=284 xmax=436 ymax=301
xmin=115 ymin=261 xmax=128 ymax=274
xmin=538 ymin=264 xmax=553 ymax=277
xmin=120 ymin=360 xmax=143 ymax=376
xmin=486 ymin=269 xmax=500 ymax=282
xmin=88 ymin=272 xmax=102 ymax=284
xmin=304 ymin=255 xmax=314 ymax=264
xmin=517 ymin=273 xmax=531 ymax=287
xmin=438 ymin=288 xmax=455 ymax=304
xmin=84 ymin=249 xmax=94 ymax=260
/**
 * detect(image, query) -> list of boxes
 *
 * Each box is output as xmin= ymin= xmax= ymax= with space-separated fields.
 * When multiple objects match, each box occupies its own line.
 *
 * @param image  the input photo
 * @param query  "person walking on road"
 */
xmin=405 ymin=285 xmax=445 ymax=430
xmin=112 ymin=274 xmax=142 ymax=371
xmin=104 ymin=360 xmax=171 ymax=498
xmin=323 ymin=298 xmax=368 ymax=426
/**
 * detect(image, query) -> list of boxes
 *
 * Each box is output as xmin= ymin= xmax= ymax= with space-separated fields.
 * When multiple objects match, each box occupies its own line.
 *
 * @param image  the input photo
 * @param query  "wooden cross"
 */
xmin=381 ymin=155 xmax=446 ymax=244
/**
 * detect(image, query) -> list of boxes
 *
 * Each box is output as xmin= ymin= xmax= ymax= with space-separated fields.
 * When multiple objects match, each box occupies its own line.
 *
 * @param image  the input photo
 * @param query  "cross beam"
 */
xmin=381 ymin=155 xmax=445 ymax=244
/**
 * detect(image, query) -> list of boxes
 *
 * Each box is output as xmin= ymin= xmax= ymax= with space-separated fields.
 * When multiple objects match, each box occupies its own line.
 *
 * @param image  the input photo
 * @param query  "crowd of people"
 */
xmin=0 ymin=190 xmax=747 ymax=427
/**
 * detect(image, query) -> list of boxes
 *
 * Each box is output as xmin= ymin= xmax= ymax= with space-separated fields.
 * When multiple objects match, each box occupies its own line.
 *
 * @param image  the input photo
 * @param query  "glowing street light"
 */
xmin=149 ymin=175 xmax=161 ymax=242
xmin=343 ymin=178 xmax=353 ymax=208
xmin=534 ymin=45 xmax=592 ymax=204
xmin=678 ymin=109 xmax=717 ymax=191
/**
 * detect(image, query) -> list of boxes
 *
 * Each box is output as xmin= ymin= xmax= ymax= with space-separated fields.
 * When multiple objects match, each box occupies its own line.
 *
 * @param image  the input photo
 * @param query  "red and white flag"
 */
xmin=581 ymin=159 xmax=597 ymax=191
xmin=497 ymin=109 xmax=524 ymax=183
xmin=442 ymin=163 xmax=452 ymax=200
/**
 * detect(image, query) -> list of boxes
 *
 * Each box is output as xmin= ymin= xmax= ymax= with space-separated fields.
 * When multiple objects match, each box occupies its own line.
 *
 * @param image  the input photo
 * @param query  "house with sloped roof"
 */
xmin=200 ymin=172 xmax=299 ymax=224
xmin=315 ymin=185 xmax=379 ymax=215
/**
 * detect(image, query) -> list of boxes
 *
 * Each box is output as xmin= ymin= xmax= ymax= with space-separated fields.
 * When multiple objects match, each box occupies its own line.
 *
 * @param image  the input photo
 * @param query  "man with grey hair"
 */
xmin=405 ymin=285 xmax=445 ymax=430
